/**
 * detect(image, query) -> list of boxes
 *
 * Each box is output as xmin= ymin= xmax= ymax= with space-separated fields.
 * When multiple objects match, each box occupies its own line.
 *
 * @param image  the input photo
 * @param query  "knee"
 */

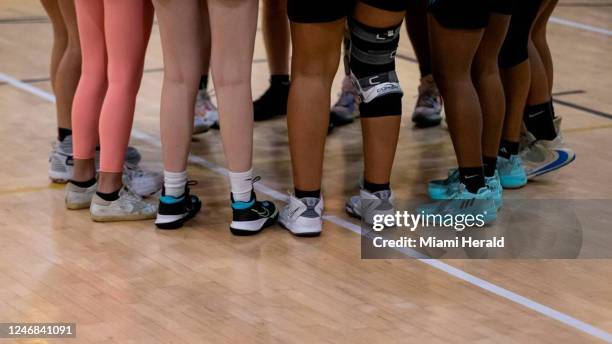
xmin=213 ymin=70 xmax=250 ymax=90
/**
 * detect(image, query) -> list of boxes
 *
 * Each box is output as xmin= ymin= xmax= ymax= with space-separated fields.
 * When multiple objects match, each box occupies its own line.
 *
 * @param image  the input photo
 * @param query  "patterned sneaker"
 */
xmin=497 ymin=155 xmax=527 ymax=189
xmin=155 ymin=181 xmax=202 ymax=230
xmin=418 ymin=184 xmax=498 ymax=225
xmin=428 ymin=169 xmax=503 ymax=210
xmin=90 ymin=187 xmax=157 ymax=222
xmin=49 ymin=135 xmax=73 ymax=183
xmin=194 ymin=89 xmax=219 ymax=133
xmin=330 ymin=75 xmax=359 ymax=127
xmin=230 ymin=190 xmax=278 ymax=236
xmin=345 ymin=189 xmax=395 ymax=225
xmin=412 ymin=75 xmax=443 ymax=128
xmin=65 ymin=181 xmax=97 ymax=210
xmin=279 ymin=195 xmax=324 ymax=237
xmin=122 ymin=163 xmax=162 ymax=197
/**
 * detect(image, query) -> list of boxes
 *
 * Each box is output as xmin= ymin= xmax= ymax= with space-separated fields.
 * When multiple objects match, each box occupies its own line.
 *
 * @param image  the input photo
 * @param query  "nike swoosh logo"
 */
xmin=464 ymin=175 xmax=479 ymax=179
xmin=528 ymin=110 xmax=545 ymax=118
xmin=529 ymin=150 xmax=573 ymax=176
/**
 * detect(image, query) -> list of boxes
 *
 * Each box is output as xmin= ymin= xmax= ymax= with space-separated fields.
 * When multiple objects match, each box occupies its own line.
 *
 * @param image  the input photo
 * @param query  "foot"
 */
xmin=329 ymin=75 xmax=359 ymax=127
xmin=65 ymin=181 xmax=97 ymax=210
xmin=90 ymin=187 xmax=157 ymax=222
xmin=122 ymin=163 xmax=162 ymax=197
xmin=155 ymin=182 xmax=202 ymax=230
xmin=497 ymin=155 xmax=528 ymax=189
xmin=418 ymin=184 xmax=498 ymax=225
xmin=253 ymin=81 xmax=290 ymax=121
xmin=345 ymin=189 xmax=395 ymax=225
xmin=230 ymin=191 xmax=278 ymax=236
xmin=279 ymin=195 xmax=323 ymax=237
xmin=412 ymin=75 xmax=443 ymax=128
xmin=520 ymin=117 xmax=575 ymax=179
xmin=194 ymin=89 xmax=219 ymax=133
xmin=49 ymin=135 xmax=73 ymax=183
xmin=428 ymin=169 xmax=503 ymax=209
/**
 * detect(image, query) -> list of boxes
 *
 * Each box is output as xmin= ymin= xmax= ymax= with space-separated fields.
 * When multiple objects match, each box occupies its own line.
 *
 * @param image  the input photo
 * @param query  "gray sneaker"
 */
xmin=412 ymin=75 xmax=443 ymax=128
xmin=90 ymin=187 xmax=157 ymax=222
xmin=65 ymin=181 xmax=97 ymax=210
xmin=49 ymin=135 xmax=73 ymax=183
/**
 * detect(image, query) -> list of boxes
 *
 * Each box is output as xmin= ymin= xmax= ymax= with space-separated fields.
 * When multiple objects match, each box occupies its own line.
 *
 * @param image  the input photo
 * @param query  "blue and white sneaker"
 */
xmin=419 ymin=184 xmax=498 ymax=225
xmin=497 ymin=155 xmax=527 ymax=189
xmin=428 ymin=169 xmax=502 ymax=210
xmin=230 ymin=191 xmax=278 ymax=236
xmin=155 ymin=182 xmax=202 ymax=230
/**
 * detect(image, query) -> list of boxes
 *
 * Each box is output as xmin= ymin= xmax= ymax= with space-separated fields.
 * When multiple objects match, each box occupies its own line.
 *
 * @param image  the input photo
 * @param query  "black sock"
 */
xmin=363 ymin=179 xmax=390 ymax=193
xmin=295 ymin=188 xmax=320 ymax=199
xmin=69 ymin=177 xmax=96 ymax=188
xmin=523 ymin=101 xmax=557 ymax=140
xmin=551 ymin=101 xmax=556 ymax=119
xmin=96 ymin=189 xmax=120 ymax=202
xmin=270 ymin=74 xmax=290 ymax=87
xmin=498 ymin=140 xmax=519 ymax=159
xmin=483 ymin=156 xmax=497 ymax=178
xmin=199 ymin=75 xmax=208 ymax=90
xmin=58 ymin=128 xmax=72 ymax=142
xmin=459 ymin=167 xmax=485 ymax=194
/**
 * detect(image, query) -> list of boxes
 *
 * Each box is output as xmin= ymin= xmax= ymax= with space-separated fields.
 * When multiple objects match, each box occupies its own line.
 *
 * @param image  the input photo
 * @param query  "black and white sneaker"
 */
xmin=155 ymin=181 xmax=202 ymax=230
xmin=230 ymin=191 xmax=278 ymax=236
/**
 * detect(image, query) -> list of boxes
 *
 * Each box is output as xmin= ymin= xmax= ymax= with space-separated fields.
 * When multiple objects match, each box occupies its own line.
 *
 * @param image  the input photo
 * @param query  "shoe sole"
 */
xmin=66 ymin=202 xmax=91 ymax=210
xmin=527 ymin=152 xmax=576 ymax=179
xmin=230 ymin=212 xmax=279 ymax=236
xmin=91 ymin=213 xmax=156 ymax=222
xmin=155 ymin=202 xmax=202 ymax=230
xmin=49 ymin=169 xmax=71 ymax=184
xmin=278 ymin=220 xmax=321 ymax=238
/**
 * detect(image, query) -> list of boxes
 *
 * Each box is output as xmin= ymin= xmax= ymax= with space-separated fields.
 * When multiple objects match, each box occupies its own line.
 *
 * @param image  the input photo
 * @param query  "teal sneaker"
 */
xmin=428 ymin=168 xmax=459 ymax=200
xmin=486 ymin=171 xmax=503 ymax=210
xmin=418 ymin=184 xmax=498 ymax=225
xmin=497 ymin=155 xmax=527 ymax=189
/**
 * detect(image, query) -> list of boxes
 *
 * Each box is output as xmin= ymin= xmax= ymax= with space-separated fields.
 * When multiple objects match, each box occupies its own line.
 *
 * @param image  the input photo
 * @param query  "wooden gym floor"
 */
xmin=0 ymin=0 xmax=611 ymax=343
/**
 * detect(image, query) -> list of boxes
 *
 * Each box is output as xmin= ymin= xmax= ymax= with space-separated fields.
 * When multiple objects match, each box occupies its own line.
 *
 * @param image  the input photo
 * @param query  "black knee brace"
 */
xmin=348 ymin=17 xmax=403 ymax=117
xmin=499 ymin=0 xmax=542 ymax=69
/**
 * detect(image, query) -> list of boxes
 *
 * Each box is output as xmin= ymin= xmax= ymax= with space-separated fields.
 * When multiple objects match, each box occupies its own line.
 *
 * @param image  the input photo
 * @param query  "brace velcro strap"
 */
xmin=350 ymin=44 xmax=397 ymax=65
xmin=352 ymin=71 xmax=402 ymax=103
xmin=348 ymin=17 xmax=401 ymax=44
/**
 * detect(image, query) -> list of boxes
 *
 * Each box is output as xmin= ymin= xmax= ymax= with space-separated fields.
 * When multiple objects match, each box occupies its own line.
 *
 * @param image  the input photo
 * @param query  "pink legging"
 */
xmin=72 ymin=0 xmax=153 ymax=173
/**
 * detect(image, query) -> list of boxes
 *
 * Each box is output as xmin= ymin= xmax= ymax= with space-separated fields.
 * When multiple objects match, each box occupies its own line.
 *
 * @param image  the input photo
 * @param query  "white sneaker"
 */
xmin=122 ymin=163 xmax=162 ymax=197
xmin=49 ymin=136 xmax=73 ymax=183
xmin=65 ymin=181 xmax=97 ymax=210
xmin=90 ymin=187 xmax=157 ymax=222
xmin=520 ymin=117 xmax=576 ymax=179
xmin=279 ymin=195 xmax=324 ymax=237
xmin=345 ymin=189 xmax=395 ymax=225
xmin=194 ymin=89 xmax=219 ymax=134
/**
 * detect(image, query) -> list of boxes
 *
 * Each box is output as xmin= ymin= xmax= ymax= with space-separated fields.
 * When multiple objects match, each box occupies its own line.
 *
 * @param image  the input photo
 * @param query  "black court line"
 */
xmin=552 ymin=90 xmax=586 ymax=97
xmin=0 ymin=16 xmax=49 ymax=24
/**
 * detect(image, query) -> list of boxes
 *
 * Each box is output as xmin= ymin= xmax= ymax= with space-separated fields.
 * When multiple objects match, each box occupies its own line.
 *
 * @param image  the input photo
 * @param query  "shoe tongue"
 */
xmin=300 ymin=197 xmax=319 ymax=208
xmin=373 ymin=190 xmax=392 ymax=200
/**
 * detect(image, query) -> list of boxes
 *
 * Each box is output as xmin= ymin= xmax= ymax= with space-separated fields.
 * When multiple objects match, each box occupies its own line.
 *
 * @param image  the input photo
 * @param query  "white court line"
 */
xmin=550 ymin=16 xmax=612 ymax=37
xmin=2 ymin=71 xmax=612 ymax=343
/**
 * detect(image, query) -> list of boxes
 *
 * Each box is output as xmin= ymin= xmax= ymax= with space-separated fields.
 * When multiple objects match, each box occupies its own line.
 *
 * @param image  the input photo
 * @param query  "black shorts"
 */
xmin=287 ymin=0 xmax=407 ymax=23
xmin=428 ymin=0 xmax=515 ymax=30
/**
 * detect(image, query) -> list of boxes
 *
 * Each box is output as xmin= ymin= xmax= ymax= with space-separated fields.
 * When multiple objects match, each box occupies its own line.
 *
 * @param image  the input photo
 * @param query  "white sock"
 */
xmin=229 ymin=168 xmax=253 ymax=202
xmin=164 ymin=170 xmax=187 ymax=197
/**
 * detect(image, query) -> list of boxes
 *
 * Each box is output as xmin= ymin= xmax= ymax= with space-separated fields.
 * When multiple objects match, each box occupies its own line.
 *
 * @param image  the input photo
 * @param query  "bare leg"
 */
xmin=154 ymin=0 xmax=203 ymax=173
xmin=288 ymin=20 xmax=345 ymax=191
xmin=429 ymin=15 xmax=484 ymax=168
xmin=55 ymin=0 xmax=81 ymax=131
xmin=262 ymin=0 xmax=290 ymax=75
xmin=200 ymin=0 xmax=211 ymax=80
xmin=208 ymin=0 xmax=258 ymax=172
xmin=473 ymin=13 xmax=510 ymax=160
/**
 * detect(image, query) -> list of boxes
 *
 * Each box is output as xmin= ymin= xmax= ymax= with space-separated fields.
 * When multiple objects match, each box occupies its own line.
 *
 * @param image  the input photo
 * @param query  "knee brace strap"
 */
xmin=348 ymin=18 xmax=403 ymax=116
